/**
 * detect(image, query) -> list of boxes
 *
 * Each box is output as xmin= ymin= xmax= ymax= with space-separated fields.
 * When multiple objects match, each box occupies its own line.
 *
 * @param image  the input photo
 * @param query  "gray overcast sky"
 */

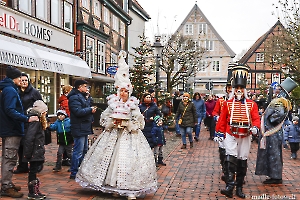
xmin=137 ymin=0 xmax=279 ymax=55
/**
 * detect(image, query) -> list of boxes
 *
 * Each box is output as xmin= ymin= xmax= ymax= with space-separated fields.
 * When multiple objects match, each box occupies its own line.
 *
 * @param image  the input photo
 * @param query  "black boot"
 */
xmin=236 ymin=159 xmax=247 ymax=199
xmin=157 ymin=156 xmax=166 ymax=166
xmin=219 ymin=147 xmax=226 ymax=182
xmin=221 ymin=155 xmax=237 ymax=198
xmin=154 ymin=157 xmax=159 ymax=167
xmin=28 ymin=180 xmax=43 ymax=200
xmin=53 ymin=161 xmax=62 ymax=172
xmin=36 ymin=179 xmax=46 ymax=199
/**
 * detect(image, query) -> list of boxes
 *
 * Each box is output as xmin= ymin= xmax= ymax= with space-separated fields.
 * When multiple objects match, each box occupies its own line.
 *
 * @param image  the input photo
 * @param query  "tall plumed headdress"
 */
xmin=114 ymin=50 xmax=133 ymax=96
xmin=231 ymin=64 xmax=250 ymax=88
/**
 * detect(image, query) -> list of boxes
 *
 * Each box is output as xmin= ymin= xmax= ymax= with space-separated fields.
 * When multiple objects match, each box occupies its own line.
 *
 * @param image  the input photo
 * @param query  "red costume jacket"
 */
xmin=212 ymin=97 xmax=225 ymax=132
xmin=218 ymin=98 xmax=260 ymax=138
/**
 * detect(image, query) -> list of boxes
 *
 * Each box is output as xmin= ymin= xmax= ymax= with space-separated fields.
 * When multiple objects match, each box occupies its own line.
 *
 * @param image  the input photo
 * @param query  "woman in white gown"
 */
xmin=75 ymin=51 xmax=157 ymax=200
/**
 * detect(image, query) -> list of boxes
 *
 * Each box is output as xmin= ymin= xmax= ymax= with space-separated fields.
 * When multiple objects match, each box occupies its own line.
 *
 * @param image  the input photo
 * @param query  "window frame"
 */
xmin=36 ymin=0 xmax=47 ymax=20
xmin=205 ymin=40 xmax=214 ymax=51
xmin=256 ymin=53 xmax=264 ymax=62
xmin=63 ymin=1 xmax=73 ymax=32
xmin=93 ymin=0 xmax=101 ymax=18
xmin=112 ymin=15 xmax=119 ymax=32
xmin=212 ymin=60 xmax=220 ymax=72
xmin=86 ymin=36 xmax=96 ymax=72
xmin=97 ymin=41 xmax=105 ymax=74
xmin=51 ymin=0 xmax=61 ymax=27
xmin=198 ymin=23 xmax=207 ymax=35
xmin=19 ymin=0 xmax=32 ymax=14
xmin=184 ymin=24 xmax=193 ymax=35
xmin=103 ymin=7 xmax=110 ymax=25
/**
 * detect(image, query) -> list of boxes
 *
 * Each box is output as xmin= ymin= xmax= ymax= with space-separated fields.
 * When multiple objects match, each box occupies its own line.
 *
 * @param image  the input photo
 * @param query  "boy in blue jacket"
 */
xmin=49 ymin=110 xmax=73 ymax=172
xmin=284 ymin=116 xmax=300 ymax=159
xmin=151 ymin=116 xmax=166 ymax=167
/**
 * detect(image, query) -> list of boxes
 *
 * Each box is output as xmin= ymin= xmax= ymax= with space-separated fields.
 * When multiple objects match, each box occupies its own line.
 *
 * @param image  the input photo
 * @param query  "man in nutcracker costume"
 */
xmin=213 ymin=63 xmax=234 ymax=182
xmin=216 ymin=64 xmax=260 ymax=198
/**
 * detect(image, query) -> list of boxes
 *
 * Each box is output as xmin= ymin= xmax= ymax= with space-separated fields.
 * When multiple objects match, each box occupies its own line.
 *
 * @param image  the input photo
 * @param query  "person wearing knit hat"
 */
xmin=75 ymin=51 xmax=157 ymax=200
xmin=0 ymin=65 xmax=39 ymax=198
xmin=14 ymin=72 xmax=43 ymax=175
xmin=151 ymin=115 xmax=166 ymax=167
xmin=68 ymin=74 xmax=96 ymax=180
xmin=6 ymin=66 xmax=22 ymax=80
xmin=49 ymin=109 xmax=73 ymax=173
xmin=23 ymin=100 xmax=48 ymax=199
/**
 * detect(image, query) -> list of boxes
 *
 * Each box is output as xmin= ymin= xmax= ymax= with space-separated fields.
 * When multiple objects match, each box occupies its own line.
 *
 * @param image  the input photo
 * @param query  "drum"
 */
xmin=230 ymin=125 xmax=250 ymax=136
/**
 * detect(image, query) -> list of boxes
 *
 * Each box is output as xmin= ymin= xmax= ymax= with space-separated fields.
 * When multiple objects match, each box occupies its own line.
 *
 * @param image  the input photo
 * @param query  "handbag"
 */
xmin=178 ymin=104 xmax=189 ymax=125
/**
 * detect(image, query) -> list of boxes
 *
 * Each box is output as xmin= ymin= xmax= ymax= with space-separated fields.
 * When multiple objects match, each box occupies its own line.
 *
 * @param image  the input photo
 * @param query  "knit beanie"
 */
xmin=57 ymin=109 xmax=68 ymax=117
xmin=154 ymin=115 xmax=161 ymax=124
xmin=6 ymin=66 xmax=22 ymax=79
xmin=74 ymin=79 xmax=88 ymax=89
xmin=32 ymin=100 xmax=48 ymax=114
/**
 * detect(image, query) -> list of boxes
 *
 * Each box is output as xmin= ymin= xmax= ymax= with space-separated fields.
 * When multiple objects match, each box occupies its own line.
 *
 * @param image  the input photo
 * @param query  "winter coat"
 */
xmin=151 ymin=122 xmax=166 ymax=146
xmin=284 ymin=120 xmax=300 ymax=143
xmin=139 ymin=102 xmax=162 ymax=148
xmin=174 ymin=101 xmax=197 ymax=127
xmin=205 ymin=99 xmax=216 ymax=118
xmin=192 ymin=98 xmax=206 ymax=118
xmin=68 ymin=88 xmax=94 ymax=138
xmin=49 ymin=118 xmax=73 ymax=145
xmin=58 ymin=94 xmax=70 ymax=116
xmin=0 ymin=77 xmax=28 ymax=137
xmin=19 ymin=83 xmax=42 ymax=112
xmin=22 ymin=111 xmax=45 ymax=162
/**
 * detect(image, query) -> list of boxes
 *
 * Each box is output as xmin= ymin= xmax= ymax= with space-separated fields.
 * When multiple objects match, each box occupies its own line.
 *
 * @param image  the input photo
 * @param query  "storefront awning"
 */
xmin=0 ymin=35 xmax=92 ymax=78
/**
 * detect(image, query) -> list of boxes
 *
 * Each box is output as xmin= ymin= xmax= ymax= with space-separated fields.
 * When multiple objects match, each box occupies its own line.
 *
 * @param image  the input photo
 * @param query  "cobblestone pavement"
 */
xmin=1 ymin=127 xmax=300 ymax=199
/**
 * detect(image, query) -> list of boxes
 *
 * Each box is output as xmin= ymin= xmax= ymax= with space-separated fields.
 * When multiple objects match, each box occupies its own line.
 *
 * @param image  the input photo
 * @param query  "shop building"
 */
xmin=0 ymin=0 xmax=91 ymax=115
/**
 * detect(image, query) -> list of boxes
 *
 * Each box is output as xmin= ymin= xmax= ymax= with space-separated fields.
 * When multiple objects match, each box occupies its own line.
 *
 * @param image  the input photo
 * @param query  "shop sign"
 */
xmin=0 ymin=50 xmax=38 ymax=69
xmin=107 ymin=66 xmax=118 ymax=75
xmin=0 ymin=6 xmax=74 ymax=52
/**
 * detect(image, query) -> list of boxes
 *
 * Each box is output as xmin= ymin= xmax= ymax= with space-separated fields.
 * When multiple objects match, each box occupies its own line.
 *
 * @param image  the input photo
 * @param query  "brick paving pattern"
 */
xmin=1 ymin=127 xmax=299 ymax=199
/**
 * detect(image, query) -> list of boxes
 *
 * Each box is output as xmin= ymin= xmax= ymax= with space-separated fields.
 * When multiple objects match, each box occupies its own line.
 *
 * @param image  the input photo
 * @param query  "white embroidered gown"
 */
xmin=76 ymin=94 xmax=158 ymax=197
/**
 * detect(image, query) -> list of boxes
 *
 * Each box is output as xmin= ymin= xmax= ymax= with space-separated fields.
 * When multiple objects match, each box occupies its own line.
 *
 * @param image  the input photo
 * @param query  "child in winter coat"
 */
xmin=49 ymin=110 xmax=73 ymax=172
xmin=151 ymin=116 xmax=166 ymax=167
xmin=284 ymin=116 xmax=300 ymax=159
xmin=23 ymin=100 xmax=48 ymax=199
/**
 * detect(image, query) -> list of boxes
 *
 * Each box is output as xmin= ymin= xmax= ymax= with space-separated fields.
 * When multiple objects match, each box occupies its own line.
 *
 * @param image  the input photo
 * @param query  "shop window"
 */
xmin=36 ymin=0 xmax=47 ymax=20
xmin=37 ymin=71 xmax=55 ymax=114
xmin=19 ymin=0 xmax=32 ymax=14
xmin=86 ymin=36 xmax=95 ymax=71
xmin=51 ymin=0 xmax=61 ymax=26
xmin=64 ymin=2 xmax=73 ymax=32
xmin=97 ymin=41 xmax=105 ymax=74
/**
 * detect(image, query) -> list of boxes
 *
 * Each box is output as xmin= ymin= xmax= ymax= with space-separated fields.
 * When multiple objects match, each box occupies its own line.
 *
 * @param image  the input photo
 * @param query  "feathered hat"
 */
xmin=114 ymin=50 xmax=133 ymax=96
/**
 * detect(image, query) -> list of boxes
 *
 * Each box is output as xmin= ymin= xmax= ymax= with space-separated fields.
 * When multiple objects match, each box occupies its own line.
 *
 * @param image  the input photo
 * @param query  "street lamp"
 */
xmin=151 ymin=35 xmax=164 ymax=96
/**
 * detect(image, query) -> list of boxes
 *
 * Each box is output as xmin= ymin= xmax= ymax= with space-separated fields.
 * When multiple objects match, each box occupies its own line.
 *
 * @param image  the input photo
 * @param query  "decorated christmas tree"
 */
xmin=130 ymin=35 xmax=155 ymax=100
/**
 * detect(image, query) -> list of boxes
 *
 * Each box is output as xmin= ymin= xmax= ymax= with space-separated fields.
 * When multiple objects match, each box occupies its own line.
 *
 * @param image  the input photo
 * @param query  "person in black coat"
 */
xmin=139 ymin=93 xmax=162 ymax=148
xmin=68 ymin=79 xmax=96 ymax=179
xmin=23 ymin=100 xmax=48 ymax=199
xmin=14 ymin=73 xmax=43 ymax=174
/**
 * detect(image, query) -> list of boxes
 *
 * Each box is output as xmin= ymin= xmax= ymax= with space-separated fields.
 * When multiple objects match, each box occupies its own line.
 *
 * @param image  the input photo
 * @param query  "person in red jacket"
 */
xmin=217 ymin=65 xmax=260 ymax=199
xmin=58 ymin=85 xmax=72 ymax=116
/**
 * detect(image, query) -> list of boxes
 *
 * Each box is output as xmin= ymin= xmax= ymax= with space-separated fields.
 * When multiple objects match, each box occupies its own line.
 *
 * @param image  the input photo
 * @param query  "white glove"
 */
xmin=213 ymin=137 xmax=219 ymax=142
xmin=250 ymin=127 xmax=258 ymax=135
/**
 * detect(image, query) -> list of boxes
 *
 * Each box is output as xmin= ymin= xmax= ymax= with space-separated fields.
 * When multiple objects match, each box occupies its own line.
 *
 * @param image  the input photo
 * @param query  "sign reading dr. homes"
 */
xmin=0 ymin=6 xmax=74 ymax=52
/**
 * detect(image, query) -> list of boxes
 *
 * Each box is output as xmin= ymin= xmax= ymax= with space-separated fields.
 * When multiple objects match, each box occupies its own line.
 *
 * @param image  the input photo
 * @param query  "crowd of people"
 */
xmin=0 ymin=55 xmax=299 ymax=199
